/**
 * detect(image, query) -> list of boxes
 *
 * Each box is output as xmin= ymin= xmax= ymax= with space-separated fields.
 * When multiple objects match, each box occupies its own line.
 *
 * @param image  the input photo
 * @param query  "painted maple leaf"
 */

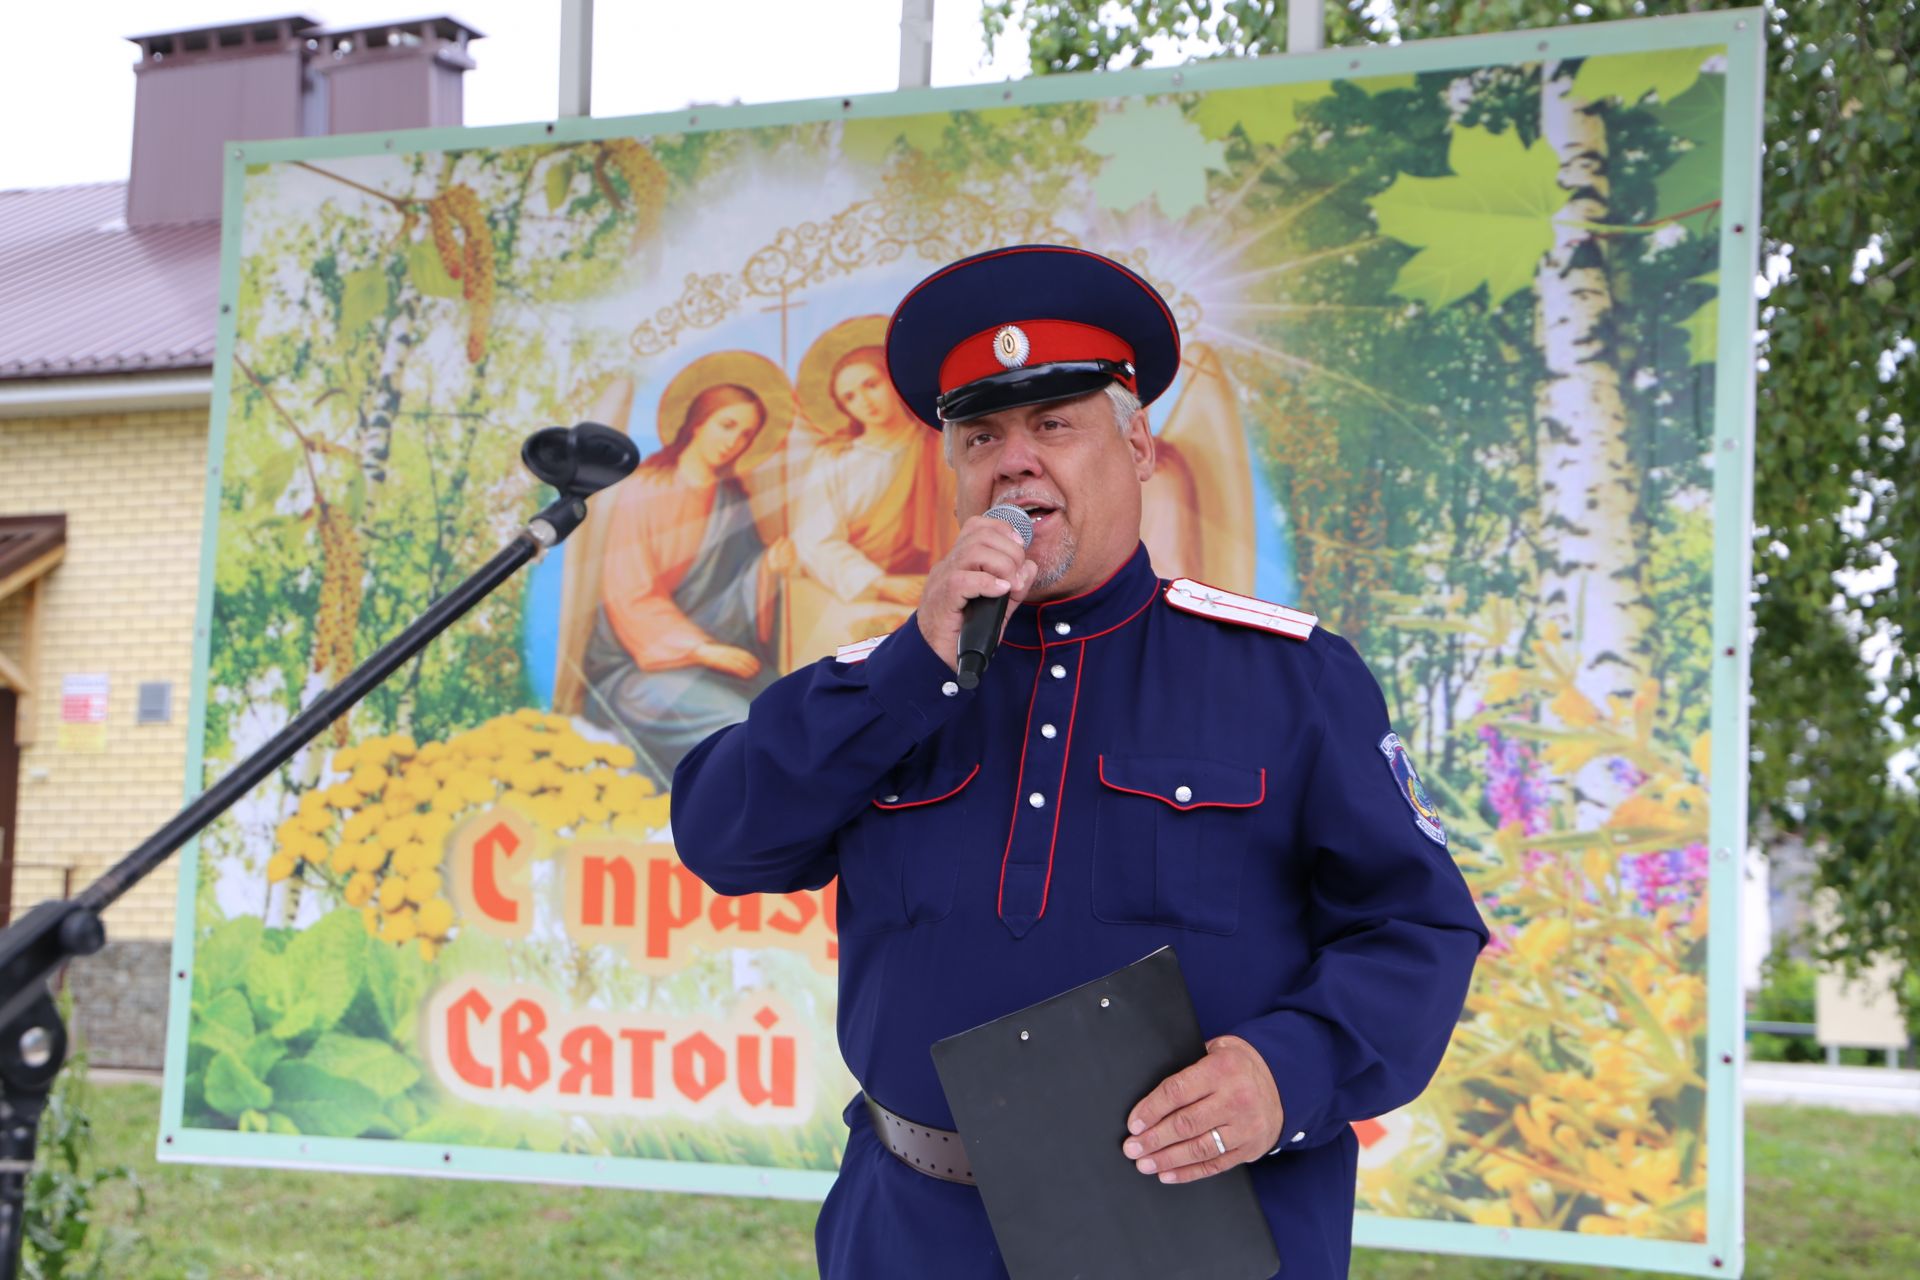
xmin=1367 ymin=124 xmax=1566 ymax=311
xmin=1082 ymin=100 xmax=1227 ymax=220
xmin=1570 ymin=44 xmax=1719 ymax=107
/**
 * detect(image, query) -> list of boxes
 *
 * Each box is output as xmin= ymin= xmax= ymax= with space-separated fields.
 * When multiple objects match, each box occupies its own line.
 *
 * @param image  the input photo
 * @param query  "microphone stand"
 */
xmin=0 ymin=422 xmax=639 ymax=1279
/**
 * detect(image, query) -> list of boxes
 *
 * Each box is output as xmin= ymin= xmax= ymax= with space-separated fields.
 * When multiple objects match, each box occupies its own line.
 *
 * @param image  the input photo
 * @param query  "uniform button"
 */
xmin=1040 ymin=724 xmax=1057 ymax=739
xmin=1290 ymin=1131 xmax=1305 ymax=1143
xmin=1054 ymin=621 xmax=1072 ymax=635
xmin=941 ymin=681 xmax=959 ymax=697
xmin=883 ymin=795 xmax=899 ymax=804
xmin=1050 ymin=664 xmax=1066 ymax=679
xmin=1174 ymin=785 xmax=1193 ymax=804
xmin=1028 ymin=792 xmax=1046 ymax=809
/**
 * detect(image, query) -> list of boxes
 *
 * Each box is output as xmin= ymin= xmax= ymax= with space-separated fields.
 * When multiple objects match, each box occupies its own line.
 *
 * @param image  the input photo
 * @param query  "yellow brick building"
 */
xmin=0 ymin=407 xmax=208 ymax=941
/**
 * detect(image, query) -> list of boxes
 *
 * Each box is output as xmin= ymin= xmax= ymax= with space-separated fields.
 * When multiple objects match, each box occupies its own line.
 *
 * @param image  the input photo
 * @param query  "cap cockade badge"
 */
xmin=993 ymin=324 xmax=1031 ymax=369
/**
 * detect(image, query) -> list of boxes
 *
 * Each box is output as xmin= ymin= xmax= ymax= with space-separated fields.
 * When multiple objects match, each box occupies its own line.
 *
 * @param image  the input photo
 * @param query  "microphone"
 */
xmin=955 ymin=503 xmax=1035 ymax=690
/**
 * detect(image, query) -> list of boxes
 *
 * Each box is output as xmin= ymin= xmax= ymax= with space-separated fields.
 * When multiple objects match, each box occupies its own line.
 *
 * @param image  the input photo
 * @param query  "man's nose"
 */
xmin=996 ymin=429 xmax=1042 ymax=482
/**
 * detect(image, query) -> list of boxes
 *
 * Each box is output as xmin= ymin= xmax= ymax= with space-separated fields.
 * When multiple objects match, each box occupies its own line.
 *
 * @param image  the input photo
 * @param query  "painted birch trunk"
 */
xmin=1534 ymin=61 xmax=1652 ymax=828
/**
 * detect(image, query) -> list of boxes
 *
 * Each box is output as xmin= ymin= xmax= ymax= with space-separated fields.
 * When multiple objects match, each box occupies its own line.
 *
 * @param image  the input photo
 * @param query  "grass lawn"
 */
xmin=74 ymin=1085 xmax=1918 ymax=1279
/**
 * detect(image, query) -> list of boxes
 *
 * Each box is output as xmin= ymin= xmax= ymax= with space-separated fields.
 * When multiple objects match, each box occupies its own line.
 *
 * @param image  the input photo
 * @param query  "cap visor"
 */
xmin=937 ymin=363 xmax=1124 ymax=423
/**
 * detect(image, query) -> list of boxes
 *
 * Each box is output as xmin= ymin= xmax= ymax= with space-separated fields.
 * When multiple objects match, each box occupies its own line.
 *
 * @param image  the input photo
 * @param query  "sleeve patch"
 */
xmin=1164 ymin=578 xmax=1317 ymax=640
xmin=834 ymin=634 xmax=887 ymax=665
xmin=1378 ymin=732 xmax=1447 ymax=847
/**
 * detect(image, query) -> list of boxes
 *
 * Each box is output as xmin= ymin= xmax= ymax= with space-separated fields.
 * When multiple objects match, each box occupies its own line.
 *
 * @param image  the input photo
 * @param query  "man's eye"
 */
xmin=967 ymin=432 xmax=994 ymax=448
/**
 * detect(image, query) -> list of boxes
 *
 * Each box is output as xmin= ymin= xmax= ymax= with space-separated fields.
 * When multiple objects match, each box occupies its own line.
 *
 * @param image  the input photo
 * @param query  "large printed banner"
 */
xmin=167 ymin=12 xmax=1762 ymax=1275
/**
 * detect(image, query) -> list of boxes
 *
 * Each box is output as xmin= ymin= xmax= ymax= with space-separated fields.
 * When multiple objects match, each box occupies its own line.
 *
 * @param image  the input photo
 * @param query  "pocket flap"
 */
xmin=873 ymin=763 xmax=981 ymax=810
xmin=1097 ymin=755 xmax=1265 ymax=810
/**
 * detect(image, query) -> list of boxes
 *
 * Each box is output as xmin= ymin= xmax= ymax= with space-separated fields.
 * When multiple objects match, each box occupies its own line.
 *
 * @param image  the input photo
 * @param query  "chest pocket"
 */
xmin=1091 ymin=755 xmax=1266 ymax=935
xmin=836 ymin=763 xmax=980 ymax=936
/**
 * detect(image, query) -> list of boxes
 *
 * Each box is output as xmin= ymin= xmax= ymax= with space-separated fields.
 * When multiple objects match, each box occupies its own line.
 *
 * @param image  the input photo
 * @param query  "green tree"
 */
xmin=988 ymin=1 xmax=1920 ymax=988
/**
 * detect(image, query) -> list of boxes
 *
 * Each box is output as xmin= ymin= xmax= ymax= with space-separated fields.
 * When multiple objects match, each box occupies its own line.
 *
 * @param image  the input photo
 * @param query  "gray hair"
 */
xmin=941 ymin=380 xmax=1142 ymax=464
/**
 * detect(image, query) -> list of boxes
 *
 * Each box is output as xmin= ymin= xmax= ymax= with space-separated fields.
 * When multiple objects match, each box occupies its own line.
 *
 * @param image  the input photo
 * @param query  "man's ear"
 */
xmin=1128 ymin=408 xmax=1156 ymax=482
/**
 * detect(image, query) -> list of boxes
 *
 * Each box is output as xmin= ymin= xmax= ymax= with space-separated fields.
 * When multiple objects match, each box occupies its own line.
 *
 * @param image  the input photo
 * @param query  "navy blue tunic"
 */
xmin=672 ymin=545 xmax=1488 ymax=1278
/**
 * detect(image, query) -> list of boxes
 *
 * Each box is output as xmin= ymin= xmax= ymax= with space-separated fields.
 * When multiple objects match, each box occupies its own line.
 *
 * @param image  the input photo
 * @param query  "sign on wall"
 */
xmin=168 ymin=11 xmax=1763 ymax=1275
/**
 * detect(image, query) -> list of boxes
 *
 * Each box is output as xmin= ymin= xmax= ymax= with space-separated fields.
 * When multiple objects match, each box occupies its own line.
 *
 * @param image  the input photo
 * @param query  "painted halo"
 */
xmin=654 ymin=350 xmax=794 ymax=474
xmin=795 ymin=315 xmax=895 ymax=437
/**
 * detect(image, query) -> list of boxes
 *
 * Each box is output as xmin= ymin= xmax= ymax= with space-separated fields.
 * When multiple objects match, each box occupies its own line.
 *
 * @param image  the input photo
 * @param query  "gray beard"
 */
xmin=1031 ymin=527 xmax=1078 ymax=592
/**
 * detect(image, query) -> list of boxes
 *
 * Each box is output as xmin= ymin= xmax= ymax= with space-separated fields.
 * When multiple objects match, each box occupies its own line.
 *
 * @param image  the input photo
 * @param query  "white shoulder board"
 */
xmin=1164 ymin=578 xmax=1317 ymax=640
xmin=834 ymin=634 xmax=887 ymax=665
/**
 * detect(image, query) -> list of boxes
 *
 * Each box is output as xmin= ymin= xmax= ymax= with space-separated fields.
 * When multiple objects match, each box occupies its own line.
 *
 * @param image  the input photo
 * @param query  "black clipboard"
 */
xmin=930 ymin=946 xmax=1280 ymax=1280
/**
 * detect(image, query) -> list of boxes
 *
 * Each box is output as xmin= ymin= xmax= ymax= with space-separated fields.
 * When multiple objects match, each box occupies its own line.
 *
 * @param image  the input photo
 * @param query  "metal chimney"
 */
xmin=125 ymin=15 xmax=320 ymax=227
xmin=305 ymin=18 xmax=480 ymax=138
xmin=123 ymin=15 xmax=480 ymax=229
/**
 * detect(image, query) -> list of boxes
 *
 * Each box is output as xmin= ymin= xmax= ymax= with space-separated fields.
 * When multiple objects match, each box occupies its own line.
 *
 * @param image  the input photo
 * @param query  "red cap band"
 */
xmin=937 ymin=319 xmax=1137 ymax=395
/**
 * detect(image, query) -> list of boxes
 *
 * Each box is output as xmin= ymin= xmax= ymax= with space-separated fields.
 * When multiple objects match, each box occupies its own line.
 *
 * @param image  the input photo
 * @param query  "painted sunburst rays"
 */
xmin=1085 ymin=167 xmax=1429 ymax=430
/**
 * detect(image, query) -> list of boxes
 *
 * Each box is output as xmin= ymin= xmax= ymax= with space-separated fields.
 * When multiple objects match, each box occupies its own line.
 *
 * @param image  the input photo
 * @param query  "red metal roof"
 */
xmin=0 ymin=183 xmax=220 ymax=380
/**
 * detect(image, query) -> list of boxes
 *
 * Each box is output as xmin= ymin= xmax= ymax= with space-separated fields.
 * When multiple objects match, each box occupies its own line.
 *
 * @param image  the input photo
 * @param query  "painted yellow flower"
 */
xmin=380 ymin=908 xmax=418 ymax=945
xmin=405 ymin=870 xmax=442 ymax=906
xmin=417 ymin=898 xmax=456 ymax=937
xmin=344 ymin=871 xmax=376 ymax=907
xmin=1513 ymin=918 xmax=1572 ymax=972
xmin=377 ymin=876 xmax=409 ymax=912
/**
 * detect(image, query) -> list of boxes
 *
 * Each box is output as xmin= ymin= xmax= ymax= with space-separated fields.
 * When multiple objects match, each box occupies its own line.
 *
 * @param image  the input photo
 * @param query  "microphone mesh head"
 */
xmin=983 ymin=503 xmax=1035 ymax=548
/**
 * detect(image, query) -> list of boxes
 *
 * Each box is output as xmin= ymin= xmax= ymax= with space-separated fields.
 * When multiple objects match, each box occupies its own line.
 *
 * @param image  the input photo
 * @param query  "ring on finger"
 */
xmin=1209 ymin=1128 xmax=1226 ymax=1156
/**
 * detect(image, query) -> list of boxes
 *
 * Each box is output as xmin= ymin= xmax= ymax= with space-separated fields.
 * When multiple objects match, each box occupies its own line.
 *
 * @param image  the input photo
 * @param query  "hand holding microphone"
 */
xmin=915 ymin=504 xmax=1037 ymax=686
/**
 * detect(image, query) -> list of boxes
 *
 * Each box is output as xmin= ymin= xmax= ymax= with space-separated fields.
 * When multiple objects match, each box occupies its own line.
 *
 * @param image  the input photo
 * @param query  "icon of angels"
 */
xmin=555 ymin=351 xmax=798 ymax=787
xmin=781 ymin=315 xmax=957 ymax=665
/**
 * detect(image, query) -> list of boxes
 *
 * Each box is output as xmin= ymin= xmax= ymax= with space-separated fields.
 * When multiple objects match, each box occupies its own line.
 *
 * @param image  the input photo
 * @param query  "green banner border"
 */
xmin=162 ymin=9 xmax=1767 ymax=1274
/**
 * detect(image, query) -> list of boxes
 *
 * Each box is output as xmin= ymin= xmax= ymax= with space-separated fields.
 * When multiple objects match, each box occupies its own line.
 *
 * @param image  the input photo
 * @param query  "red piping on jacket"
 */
xmin=995 ymin=658 xmax=1047 ymax=920
xmin=1095 ymin=756 xmax=1267 ymax=810
xmin=872 ymin=763 xmax=980 ymax=810
xmin=1001 ymin=569 xmax=1159 ymax=652
xmin=1035 ymin=644 xmax=1085 ymax=920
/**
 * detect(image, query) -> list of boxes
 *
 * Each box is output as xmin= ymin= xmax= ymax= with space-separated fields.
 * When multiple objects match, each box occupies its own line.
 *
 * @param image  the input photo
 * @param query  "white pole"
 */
xmin=1287 ymin=0 xmax=1324 ymax=54
xmin=559 ymin=0 xmax=594 ymax=118
xmin=899 ymin=0 xmax=935 ymax=89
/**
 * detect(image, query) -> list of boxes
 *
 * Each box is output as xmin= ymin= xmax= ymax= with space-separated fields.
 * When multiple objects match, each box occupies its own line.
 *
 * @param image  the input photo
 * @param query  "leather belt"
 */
xmin=863 ymin=1093 xmax=975 ymax=1185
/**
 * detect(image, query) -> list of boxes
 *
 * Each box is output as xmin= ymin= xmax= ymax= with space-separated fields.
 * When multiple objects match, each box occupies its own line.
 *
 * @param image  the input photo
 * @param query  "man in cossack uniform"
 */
xmin=671 ymin=245 xmax=1487 ymax=1279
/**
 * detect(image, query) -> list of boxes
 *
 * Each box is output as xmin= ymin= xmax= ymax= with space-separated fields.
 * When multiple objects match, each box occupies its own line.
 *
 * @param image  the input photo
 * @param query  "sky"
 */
xmin=0 ymin=1 xmax=1036 ymax=190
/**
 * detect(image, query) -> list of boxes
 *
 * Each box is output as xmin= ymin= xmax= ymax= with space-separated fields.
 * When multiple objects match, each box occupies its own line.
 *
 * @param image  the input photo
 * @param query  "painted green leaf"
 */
xmin=1367 ymin=124 xmax=1565 ymax=310
xmin=387 ymin=1096 xmax=422 ymax=1132
xmin=1357 ymin=72 xmax=1417 ymax=94
xmin=1652 ymin=71 xmax=1724 ymax=146
xmin=1191 ymin=81 xmax=1331 ymax=149
xmin=1083 ymin=100 xmax=1228 ymax=219
xmin=191 ymin=988 xmax=255 ymax=1064
xmin=842 ymin=113 xmax=953 ymax=166
xmin=1571 ymin=44 xmax=1718 ymax=106
xmin=271 ymin=997 xmax=323 ymax=1042
xmin=338 ymin=265 xmax=389 ymax=337
xmin=544 ymin=157 xmax=573 ymax=213
xmin=252 ymin=449 xmax=298 ymax=505
xmin=204 ymin=1050 xmax=273 ymax=1117
xmin=283 ymin=908 xmax=370 ymax=1034
xmin=239 ymin=1108 xmax=271 ymax=1133
xmin=1647 ymin=71 xmax=1726 ymax=233
xmin=1680 ymin=272 xmax=1718 ymax=366
xmin=406 ymin=238 xmax=462 ymax=299
xmin=1654 ymin=144 xmax=1723 ymax=227
xmin=303 ymin=1032 xmax=420 ymax=1100
xmin=266 ymin=1060 xmax=386 ymax=1138
xmin=243 ymin=947 xmax=292 ymax=1029
xmin=243 ymin=1032 xmax=287 ymax=1083
xmin=358 ymin=927 xmax=422 ymax=1041
xmin=194 ymin=915 xmax=262 ymax=1001
xmin=266 ymin=1112 xmax=301 ymax=1136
